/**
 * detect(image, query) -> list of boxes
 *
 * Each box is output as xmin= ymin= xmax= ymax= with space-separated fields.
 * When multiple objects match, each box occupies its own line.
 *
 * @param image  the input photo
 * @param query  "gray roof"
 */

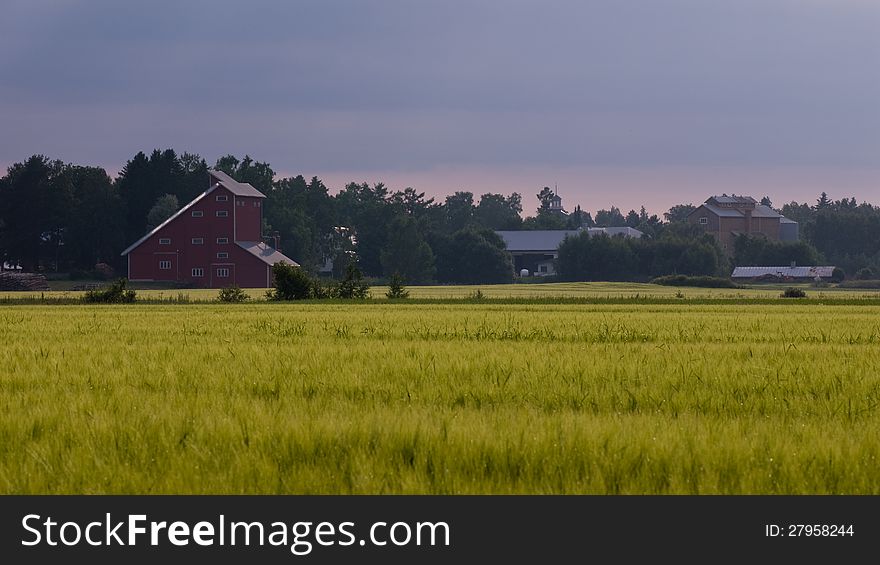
xmin=496 ymin=230 xmax=580 ymax=252
xmin=588 ymin=226 xmax=644 ymax=238
xmin=496 ymin=227 xmax=643 ymax=252
xmin=698 ymin=203 xmax=742 ymax=217
xmin=237 ymin=241 xmax=299 ymax=267
xmin=751 ymin=205 xmax=782 ymax=218
xmin=780 ymin=217 xmax=798 ymax=224
xmin=695 ymin=203 xmax=783 ymax=219
xmin=209 ymin=170 xmax=266 ymax=198
xmin=732 ymin=266 xmax=835 ymax=278
xmin=709 ymin=195 xmax=757 ymax=205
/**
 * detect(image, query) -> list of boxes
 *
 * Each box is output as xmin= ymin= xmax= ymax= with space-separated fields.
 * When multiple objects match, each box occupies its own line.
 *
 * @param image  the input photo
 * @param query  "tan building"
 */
xmin=687 ymin=195 xmax=798 ymax=252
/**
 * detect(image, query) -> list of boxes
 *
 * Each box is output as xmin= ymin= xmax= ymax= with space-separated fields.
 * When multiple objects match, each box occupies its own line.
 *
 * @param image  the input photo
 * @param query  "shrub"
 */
xmin=336 ymin=263 xmax=370 ymax=299
xmin=781 ymin=287 xmax=807 ymax=298
xmin=468 ymin=289 xmax=486 ymax=301
xmin=271 ymin=262 xmax=314 ymax=300
xmin=856 ymin=267 xmax=874 ymax=280
xmin=650 ymin=275 xmax=739 ymax=288
xmin=386 ymin=272 xmax=410 ymax=299
xmin=94 ymin=263 xmax=115 ymax=280
xmin=836 ymin=279 xmax=880 ymax=289
xmin=831 ymin=267 xmax=846 ymax=283
xmin=218 ymin=285 xmax=249 ymax=303
xmin=82 ymin=278 xmax=137 ymax=303
xmin=310 ymin=280 xmax=337 ymax=299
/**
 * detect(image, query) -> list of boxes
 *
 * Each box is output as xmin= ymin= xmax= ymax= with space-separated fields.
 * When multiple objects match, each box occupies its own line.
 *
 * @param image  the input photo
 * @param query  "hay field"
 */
xmin=2 ymin=299 xmax=879 ymax=493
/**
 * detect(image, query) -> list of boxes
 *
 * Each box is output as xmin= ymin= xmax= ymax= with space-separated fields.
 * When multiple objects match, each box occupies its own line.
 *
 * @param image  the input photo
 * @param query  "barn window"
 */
xmin=216 ymin=210 xmax=228 ymax=218
xmin=192 ymin=268 xmax=204 ymax=277
xmin=699 ymin=217 xmax=708 ymax=225
xmin=215 ymin=195 xmax=228 ymax=202
xmin=217 ymin=252 xmax=229 ymax=259
xmin=216 ymin=237 xmax=229 ymax=244
xmin=254 ymin=201 xmax=261 ymax=207
xmin=192 ymin=210 xmax=204 ymax=218
xmin=217 ymin=268 xmax=230 ymax=278
xmin=158 ymin=238 xmax=171 ymax=245
xmin=191 ymin=237 xmax=204 ymax=245
xmin=159 ymin=260 xmax=171 ymax=270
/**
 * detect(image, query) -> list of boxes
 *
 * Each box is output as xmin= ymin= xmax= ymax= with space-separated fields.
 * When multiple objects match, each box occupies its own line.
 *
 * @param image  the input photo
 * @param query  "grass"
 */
xmin=2 ymin=297 xmax=880 ymax=494
xmin=5 ymin=280 xmax=880 ymax=304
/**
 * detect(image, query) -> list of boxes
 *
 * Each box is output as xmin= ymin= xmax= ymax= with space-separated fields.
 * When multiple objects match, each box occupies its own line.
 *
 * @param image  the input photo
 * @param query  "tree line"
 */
xmin=1 ymin=151 xmax=878 ymax=283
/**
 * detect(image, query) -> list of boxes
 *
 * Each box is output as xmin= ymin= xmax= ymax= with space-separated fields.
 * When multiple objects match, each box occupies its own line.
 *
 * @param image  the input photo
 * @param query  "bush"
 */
xmin=218 ymin=285 xmax=249 ymax=303
xmin=781 ymin=287 xmax=807 ymax=298
xmin=82 ymin=278 xmax=137 ymax=303
xmin=270 ymin=261 xmax=371 ymax=300
xmin=386 ymin=272 xmax=410 ymax=299
xmin=831 ymin=267 xmax=846 ymax=283
xmin=836 ymin=279 xmax=880 ymax=289
xmin=650 ymin=275 xmax=739 ymax=288
xmin=94 ymin=263 xmax=115 ymax=280
xmin=856 ymin=267 xmax=874 ymax=280
xmin=468 ymin=289 xmax=486 ymax=301
xmin=271 ymin=262 xmax=314 ymax=300
xmin=336 ymin=263 xmax=370 ymax=299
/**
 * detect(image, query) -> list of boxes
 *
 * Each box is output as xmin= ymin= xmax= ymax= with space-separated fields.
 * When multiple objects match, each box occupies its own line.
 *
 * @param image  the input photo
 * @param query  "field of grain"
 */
xmin=9 ymin=280 xmax=880 ymax=303
xmin=2 ymin=298 xmax=879 ymax=494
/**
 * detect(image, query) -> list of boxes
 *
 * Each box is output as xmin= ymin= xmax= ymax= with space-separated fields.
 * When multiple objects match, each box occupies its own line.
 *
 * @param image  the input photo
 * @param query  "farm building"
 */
xmin=121 ymin=170 xmax=298 ymax=288
xmin=496 ymin=227 xmax=643 ymax=276
xmin=688 ymin=195 xmax=798 ymax=252
xmin=731 ymin=266 xmax=836 ymax=281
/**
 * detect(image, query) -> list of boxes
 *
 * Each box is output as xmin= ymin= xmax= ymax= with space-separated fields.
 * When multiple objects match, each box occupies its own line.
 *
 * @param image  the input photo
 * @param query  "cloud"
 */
xmin=1 ymin=0 xmax=878 ymax=209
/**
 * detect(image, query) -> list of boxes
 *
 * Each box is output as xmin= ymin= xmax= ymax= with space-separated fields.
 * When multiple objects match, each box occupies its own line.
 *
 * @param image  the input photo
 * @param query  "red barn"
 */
xmin=121 ymin=170 xmax=298 ymax=288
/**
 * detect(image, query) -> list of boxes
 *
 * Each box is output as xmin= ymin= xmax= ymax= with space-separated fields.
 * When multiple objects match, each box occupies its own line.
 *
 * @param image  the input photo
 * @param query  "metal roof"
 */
xmin=236 ymin=241 xmax=299 ymax=267
xmin=495 ymin=230 xmax=580 ymax=252
xmin=731 ymin=266 xmax=835 ymax=278
xmin=750 ymin=205 xmax=782 ymax=218
xmin=699 ymin=203 xmax=742 ymax=217
xmin=496 ymin=227 xmax=643 ymax=252
xmin=588 ymin=227 xmax=644 ymax=238
xmin=121 ymin=186 xmax=218 ymax=255
xmin=208 ymin=170 xmax=266 ymax=199
xmin=780 ymin=217 xmax=797 ymax=224
xmin=709 ymin=195 xmax=757 ymax=205
xmin=694 ymin=203 xmax=784 ymax=219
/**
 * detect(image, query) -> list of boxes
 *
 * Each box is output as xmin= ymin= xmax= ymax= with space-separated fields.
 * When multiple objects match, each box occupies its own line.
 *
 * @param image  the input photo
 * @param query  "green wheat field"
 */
xmin=2 ymin=284 xmax=880 ymax=494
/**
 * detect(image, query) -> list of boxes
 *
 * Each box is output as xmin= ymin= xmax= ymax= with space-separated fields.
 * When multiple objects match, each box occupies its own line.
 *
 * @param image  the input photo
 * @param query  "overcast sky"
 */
xmin=2 ymin=0 xmax=878 ymax=215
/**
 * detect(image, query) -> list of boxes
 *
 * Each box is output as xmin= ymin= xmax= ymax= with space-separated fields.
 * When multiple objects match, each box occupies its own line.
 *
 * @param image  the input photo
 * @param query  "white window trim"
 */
xmin=699 ymin=217 xmax=708 ymax=225
xmin=216 ymin=237 xmax=229 ymax=244
xmin=192 ymin=268 xmax=204 ymax=277
xmin=192 ymin=237 xmax=204 ymax=245
xmin=158 ymin=238 xmax=171 ymax=245
xmin=192 ymin=210 xmax=203 ymax=218
xmin=216 ymin=210 xmax=229 ymax=217
xmin=217 ymin=268 xmax=230 ymax=278
xmin=159 ymin=260 xmax=172 ymax=270
xmin=215 ymin=195 xmax=228 ymax=202
xmin=217 ymin=252 xmax=229 ymax=259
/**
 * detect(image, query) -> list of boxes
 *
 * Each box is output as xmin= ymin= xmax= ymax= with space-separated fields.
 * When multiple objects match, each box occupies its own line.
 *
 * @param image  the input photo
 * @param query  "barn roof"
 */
xmin=708 ymin=195 xmax=757 ymax=205
xmin=208 ymin=170 xmax=266 ymax=199
xmin=121 ymin=186 xmax=218 ymax=255
xmin=496 ymin=227 xmax=643 ymax=252
xmin=731 ymin=266 xmax=835 ymax=278
xmin=695 ymin=203 xmax=784 ymax=219
xmin=236 ymin=241 xmax=299 ymax=267
xmin=495 ymin=230 xmax=580 ymax=252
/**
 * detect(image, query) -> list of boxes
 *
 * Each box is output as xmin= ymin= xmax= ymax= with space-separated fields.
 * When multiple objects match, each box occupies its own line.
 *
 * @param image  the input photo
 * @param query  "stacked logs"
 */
xmin=0 ymin=272 xmax=50 ymax=291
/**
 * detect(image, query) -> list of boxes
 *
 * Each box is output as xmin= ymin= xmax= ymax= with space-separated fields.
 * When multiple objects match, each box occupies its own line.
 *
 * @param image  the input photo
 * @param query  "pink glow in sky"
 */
xmin=306 ymin=165 xmax=880 ymax=217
